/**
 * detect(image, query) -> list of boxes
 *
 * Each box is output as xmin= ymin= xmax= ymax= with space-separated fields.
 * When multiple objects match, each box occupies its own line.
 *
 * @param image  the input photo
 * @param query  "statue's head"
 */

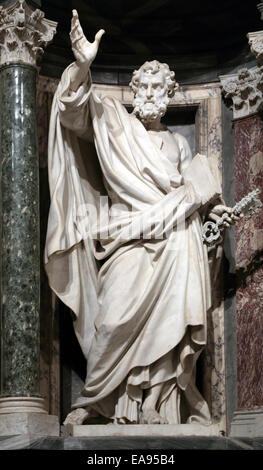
xmin=130 ymin=60 xmax=179 ymax=123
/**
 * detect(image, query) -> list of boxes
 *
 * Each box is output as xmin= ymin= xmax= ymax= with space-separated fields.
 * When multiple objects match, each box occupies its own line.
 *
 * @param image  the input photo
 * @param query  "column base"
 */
xmin=230 ymin=410 xmax=263 ymax=437
xmin=0 ymin=397 xmax=46 ymax=414
xmin=0 ymin=412 xmax=60 ymax=437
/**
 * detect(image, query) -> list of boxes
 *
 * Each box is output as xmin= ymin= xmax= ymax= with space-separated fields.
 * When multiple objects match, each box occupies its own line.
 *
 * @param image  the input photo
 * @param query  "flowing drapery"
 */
xmin=45 ymin=63 xmax=221 ymax=423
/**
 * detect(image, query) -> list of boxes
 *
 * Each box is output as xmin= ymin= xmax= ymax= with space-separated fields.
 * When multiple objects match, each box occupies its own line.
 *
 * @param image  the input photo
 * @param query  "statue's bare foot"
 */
xmin=63 ymin=407 xmax=90 ymax=425
xmin=140 ymin=408 xmax=168 ymax=424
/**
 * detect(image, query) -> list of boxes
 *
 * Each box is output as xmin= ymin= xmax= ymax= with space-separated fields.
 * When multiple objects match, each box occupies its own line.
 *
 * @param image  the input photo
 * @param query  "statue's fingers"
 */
xmin=71 ymin=9 xmax=80 ymax=25
xmin=76 ymin=21 xmax=85 ymax=38
xmin=71 ymin=34 xmax=83 ymax=46
xmin=70 ymin=30 xmax=85 ymax=52
xmin=70 ymin=22 xmax=78 ymax=40
xmin=94 ymin=29 xmax=105 ymax=44
xmin=223 ymin=206 xmax=233 ymax=215
xmin=71 ymin=9 xmax=79 ymax=30
xmin=208 ymin=213 xmax=220 ymax=223
xmin=71 ymin=10 xmax=85 ymax=41
xmin=70 ymin=22 xmax=83 ymax=38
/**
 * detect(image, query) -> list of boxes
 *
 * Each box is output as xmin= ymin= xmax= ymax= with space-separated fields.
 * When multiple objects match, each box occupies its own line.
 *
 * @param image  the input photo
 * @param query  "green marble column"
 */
xmin=0 ymin=2 xmax=57 ymax=426
xmin=0 ymin=63 xmax=40 ymax=401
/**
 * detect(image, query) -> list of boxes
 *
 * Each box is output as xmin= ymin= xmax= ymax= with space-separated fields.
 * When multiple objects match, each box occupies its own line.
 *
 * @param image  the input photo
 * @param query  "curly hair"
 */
xmin=129 ymin=60 xmax=179 ymax=98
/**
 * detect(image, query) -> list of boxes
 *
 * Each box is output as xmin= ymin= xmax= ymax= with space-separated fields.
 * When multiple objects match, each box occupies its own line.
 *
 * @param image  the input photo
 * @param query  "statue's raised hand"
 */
xmin=70 ymin=10 xmax=105 ymax=68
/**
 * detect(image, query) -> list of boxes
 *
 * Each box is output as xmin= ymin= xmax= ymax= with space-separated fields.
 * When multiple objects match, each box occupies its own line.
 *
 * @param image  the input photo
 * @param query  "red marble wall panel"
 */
xmin=234 ymin=113 xmax=263 ymax=409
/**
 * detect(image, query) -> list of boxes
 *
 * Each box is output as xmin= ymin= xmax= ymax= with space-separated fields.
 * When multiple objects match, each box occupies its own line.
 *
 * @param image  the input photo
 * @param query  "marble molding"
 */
xmin=0 ymin=0 xmax=57 ymax=67
xmin=0 ymin=397 xmax=46 ymax=414
xmin=38 ymin=76 xmax=225 ymax=430
xmin=96 ymin=82 xmax=223 ymax=171
xmin=37 ymin=75 xmax=60 ymax=417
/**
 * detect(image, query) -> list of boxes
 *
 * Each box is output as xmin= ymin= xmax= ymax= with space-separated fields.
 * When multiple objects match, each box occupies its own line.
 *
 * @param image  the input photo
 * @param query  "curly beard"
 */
xmin=133 ymin=95 xmax=169 ymax=123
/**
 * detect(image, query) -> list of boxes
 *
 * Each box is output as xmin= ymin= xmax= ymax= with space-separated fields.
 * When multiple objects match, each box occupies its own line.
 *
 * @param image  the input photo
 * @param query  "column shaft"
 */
xmin=0 ymin=63 xmax=40 ymax=398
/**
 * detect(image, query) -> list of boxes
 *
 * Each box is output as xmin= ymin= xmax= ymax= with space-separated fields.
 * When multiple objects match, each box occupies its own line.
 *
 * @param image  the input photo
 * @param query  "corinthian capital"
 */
xmin=246 ymin=3 xmax=263 ymax=63
xmin=247 ymin=30 xmax=263 ymax=63
xmin=220 ymin=66 xmax=263 ymax=119
xmin=0 ymin=0 xmax=57 ymax=67
xmin=257 ymin=2 xmax=263 ymax=20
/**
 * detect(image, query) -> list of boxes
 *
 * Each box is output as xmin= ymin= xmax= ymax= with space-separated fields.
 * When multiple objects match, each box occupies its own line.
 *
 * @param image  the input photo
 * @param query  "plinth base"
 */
xmin=0 ymin=412 xmax=60 ymax=437
xmin=231 ymin=410 xmax=263 ymax=437
xmin=65 ymin=423 xmax=222 ymax=438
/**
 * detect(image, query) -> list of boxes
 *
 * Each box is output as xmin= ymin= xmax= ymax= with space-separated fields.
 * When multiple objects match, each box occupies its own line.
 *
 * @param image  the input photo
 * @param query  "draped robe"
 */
xmin=45 ymin=63 xmax=222 ymax=424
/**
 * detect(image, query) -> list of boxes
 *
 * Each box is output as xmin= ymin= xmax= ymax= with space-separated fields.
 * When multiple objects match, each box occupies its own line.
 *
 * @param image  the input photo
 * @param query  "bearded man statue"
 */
xmin=44 ymin=10 xmax=238 ymax=426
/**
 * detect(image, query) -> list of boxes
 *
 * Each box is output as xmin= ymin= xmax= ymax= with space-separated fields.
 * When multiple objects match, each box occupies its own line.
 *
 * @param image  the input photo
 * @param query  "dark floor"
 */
xmin=0 ymin=434 xmax=263 ymax=450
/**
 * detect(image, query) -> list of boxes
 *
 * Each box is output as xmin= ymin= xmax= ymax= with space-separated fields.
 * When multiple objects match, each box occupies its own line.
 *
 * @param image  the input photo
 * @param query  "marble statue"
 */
xmin=44 ymin=10 xmax=240 ymax=426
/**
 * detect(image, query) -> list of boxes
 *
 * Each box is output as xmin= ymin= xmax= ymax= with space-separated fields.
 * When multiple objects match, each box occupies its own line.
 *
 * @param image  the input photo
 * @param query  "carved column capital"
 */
xmin=247 ymin=30 xmax=263 ymax=63
xmin=0 ymin=0 xmax=57 ymax=67
xmin=246 ymin=3 xmax=263 ymax=63
xmin=220 ymin=66 xmax=263 ymax=119
xmin=257 ymin=2 xmax=263 ymax=20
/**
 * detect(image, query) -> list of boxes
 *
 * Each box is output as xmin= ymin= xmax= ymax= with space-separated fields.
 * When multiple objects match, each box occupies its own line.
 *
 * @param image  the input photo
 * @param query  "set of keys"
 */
xmin=202 ymin=189 xmax=262 ymax=247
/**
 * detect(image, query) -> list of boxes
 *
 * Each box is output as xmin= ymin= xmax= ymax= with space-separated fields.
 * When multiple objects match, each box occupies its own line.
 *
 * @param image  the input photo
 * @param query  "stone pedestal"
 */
xmin=0 ymin=1 xmax=58 ymax=435
xmin=230 ymin=410 xmax=263 ymax=438
xmin=65 ymin=423 xmax=222 ymax=438
xmin=0 ymin=412 xmax=59 ymax=437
